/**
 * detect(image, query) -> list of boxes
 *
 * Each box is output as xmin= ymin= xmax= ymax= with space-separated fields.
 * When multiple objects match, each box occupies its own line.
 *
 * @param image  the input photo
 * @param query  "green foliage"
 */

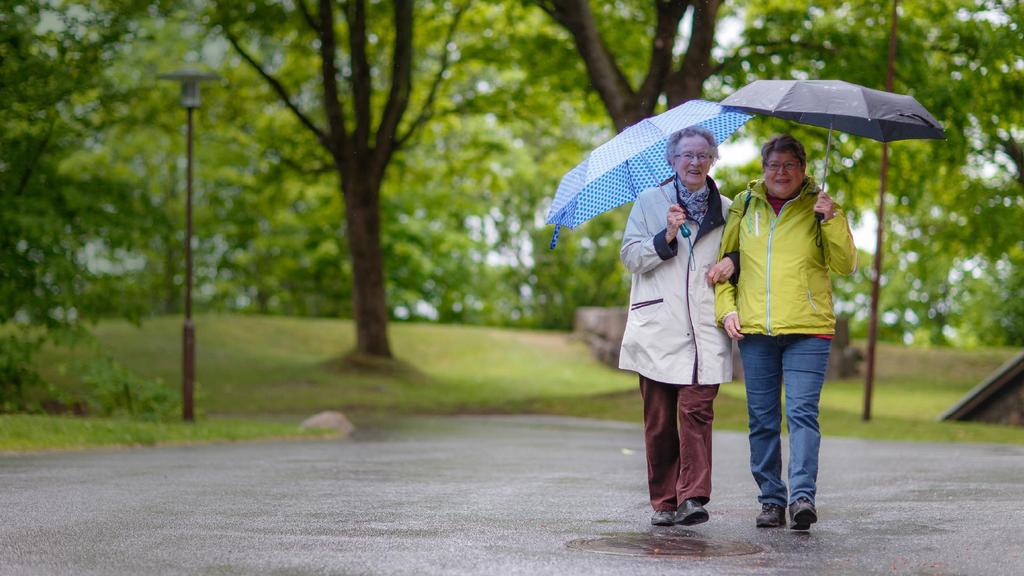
xmin=0 ymin=335 xmax=43 ymax=411
xmin=526 ymin=209 xmax=632 ymax=328
xmin=81 ymin=357 xmax=181 ymax=421
xmin=0 ymin=1 xmax=161 ymax=400
xmin=999 ymin=267 xmax=1024 ymax=345
xmin=1 ymin=1 xmax=162 ymax=327
xmin=374 ymin=2 xmax=634 ymax=328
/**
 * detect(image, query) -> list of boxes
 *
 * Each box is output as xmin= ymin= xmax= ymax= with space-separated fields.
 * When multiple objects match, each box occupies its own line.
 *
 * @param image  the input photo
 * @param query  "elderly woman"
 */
xmin=619 ymin=126 xmax=737 ymax=527
xmin=715 ymin=134 xmax=856 ymax=531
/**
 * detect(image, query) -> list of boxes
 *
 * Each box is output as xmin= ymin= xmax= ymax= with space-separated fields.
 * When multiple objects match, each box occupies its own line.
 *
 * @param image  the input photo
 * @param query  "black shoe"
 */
xmin=675 ymin=498 xmax=709 ymax=526
xmin=651 ymin=509 xmax=675 ymax=526
xmin=756 ymin=503 xmax=786 ymax=528
xmin=789 ymin=497 xmax=817 ymax=531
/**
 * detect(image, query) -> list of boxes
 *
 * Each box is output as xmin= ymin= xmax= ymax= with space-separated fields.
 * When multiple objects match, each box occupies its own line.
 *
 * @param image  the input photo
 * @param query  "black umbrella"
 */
xmin=722 ymin=79 xmax=944 ymax=141
xmin=722 ymin=79 xmax=945 ymax=215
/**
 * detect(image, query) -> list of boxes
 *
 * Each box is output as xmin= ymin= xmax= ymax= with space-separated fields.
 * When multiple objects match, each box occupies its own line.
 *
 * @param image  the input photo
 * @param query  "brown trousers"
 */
xmin=639 ymin=375 xmax=719 ymax=512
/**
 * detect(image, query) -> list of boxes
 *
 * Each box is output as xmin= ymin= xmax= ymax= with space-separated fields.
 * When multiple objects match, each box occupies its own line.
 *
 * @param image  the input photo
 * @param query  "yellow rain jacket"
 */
xmin=715 ymin=176 xmax=857 ymax=335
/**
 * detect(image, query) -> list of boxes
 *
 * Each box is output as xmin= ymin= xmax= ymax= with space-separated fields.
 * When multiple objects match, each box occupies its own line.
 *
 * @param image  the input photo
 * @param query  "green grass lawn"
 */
xmin=32 ymin=314 xmax=635 ymax=415
xmin=0 ymin=414 xmax=337 ymax=453
xmin=16 ymin=314 xmax=1024 ymax=449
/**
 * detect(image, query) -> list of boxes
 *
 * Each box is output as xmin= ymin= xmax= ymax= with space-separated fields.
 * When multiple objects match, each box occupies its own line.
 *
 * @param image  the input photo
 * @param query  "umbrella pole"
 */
xmin=817 ymin=123 xmax=834 ymax=221
xmin=823 ymin=124 xmax=833 ymax=196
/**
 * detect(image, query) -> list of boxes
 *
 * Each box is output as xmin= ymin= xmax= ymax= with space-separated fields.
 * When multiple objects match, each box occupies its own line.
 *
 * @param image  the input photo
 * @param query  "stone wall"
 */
xmin=573 ymin=307 xmax=628 ymax=367
xmin=969 ymin=382 xmax=1024 ymax=426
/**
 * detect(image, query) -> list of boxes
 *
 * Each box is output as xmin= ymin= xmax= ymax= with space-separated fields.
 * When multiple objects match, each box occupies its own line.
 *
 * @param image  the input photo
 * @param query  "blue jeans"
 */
xmin=738 ymin=334 xmax=831 ymax=506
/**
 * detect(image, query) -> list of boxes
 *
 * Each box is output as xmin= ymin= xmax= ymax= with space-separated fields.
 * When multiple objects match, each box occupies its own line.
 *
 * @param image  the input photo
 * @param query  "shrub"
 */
xmin=0 ymin=335 xmax=42 ymax=412
xmin=81 ymin=358 xmax=180 ymax=421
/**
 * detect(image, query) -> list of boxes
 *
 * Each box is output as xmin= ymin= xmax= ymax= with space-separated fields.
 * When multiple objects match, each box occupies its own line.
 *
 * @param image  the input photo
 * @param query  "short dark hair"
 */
xmin=760 ymin=134 xmax=807 ymax=166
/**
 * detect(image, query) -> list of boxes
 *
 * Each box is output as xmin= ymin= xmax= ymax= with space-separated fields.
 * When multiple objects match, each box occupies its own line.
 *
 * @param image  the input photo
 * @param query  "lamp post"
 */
xmin=159 ymin=69 xmax=219 ymax=422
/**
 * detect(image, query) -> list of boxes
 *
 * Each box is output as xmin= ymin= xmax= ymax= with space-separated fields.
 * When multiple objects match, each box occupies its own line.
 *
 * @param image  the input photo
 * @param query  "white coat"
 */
xmin=618 ymin=179 xmax=734 ymax=386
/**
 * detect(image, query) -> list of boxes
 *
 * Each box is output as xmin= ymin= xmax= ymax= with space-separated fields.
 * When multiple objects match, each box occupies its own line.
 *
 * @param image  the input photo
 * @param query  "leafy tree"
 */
xmin=532 ymin=0 xmax=729 ymax=130
xmin=377 ymin=1 xmax=633 ymax=329
xmin=207 ymin=0 xmax=472 ymax=358
xmin=0 ymin=1 xmax=158 ymax=407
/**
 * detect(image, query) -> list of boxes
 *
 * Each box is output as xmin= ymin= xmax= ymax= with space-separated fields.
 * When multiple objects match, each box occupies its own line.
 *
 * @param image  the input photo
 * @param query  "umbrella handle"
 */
xmin=675 ymin=194 xmax=692 ymax=238
xmin=549 ymin=225 xmax=561 ymax=249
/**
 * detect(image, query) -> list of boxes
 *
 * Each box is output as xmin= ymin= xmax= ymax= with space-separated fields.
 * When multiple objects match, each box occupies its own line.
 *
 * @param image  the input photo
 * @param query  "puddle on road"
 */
xmin=567 ymin=530 xmax=763 ymax=558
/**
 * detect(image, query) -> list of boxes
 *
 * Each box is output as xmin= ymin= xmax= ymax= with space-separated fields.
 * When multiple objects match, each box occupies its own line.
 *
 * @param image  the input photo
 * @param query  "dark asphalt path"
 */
xmin=2 ymin=416 xmax=1023 ymax=575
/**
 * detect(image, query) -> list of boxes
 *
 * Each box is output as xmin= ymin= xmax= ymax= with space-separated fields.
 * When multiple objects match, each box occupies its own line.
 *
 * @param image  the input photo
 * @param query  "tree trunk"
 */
xmin=343 ymin=176 xmax=392 ymax=357
xmin=163 ymin=159 xmax=179 ymax=314
xmin=163 ymin=242 xmax=178 ymax=314
xmin=537 ymin=0 xmax=719 ymax=132
xmin=665 ymin=0 xmax=720 ymax=107
xmin=256 ymin=286 xmax=269 ymax=314
xmin=999 ymin=137 xmax=1024 ymax=187
xmin=557 ymin=0 xmax=642 ymax=131
xmin=222 ymin=0 xmax=454 ymax=360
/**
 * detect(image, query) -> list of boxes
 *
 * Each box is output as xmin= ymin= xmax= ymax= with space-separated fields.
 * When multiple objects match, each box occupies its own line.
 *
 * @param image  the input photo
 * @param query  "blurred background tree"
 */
xmin=0 ymin=0 xmax=160 ymax=408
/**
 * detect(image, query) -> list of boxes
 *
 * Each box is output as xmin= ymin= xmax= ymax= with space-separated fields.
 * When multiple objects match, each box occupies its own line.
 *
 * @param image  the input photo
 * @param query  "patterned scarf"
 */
xmin=674 ymin=175 xmax=709 ymax=225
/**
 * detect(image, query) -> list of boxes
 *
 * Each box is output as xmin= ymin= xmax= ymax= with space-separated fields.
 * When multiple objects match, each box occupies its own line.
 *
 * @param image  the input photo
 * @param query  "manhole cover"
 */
xmin=567 ymin=531 xmax=763 ymax=558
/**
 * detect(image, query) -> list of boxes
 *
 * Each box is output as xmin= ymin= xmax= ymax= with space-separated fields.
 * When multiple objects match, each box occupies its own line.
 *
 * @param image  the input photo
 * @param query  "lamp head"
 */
xmin=158 ymin=69 xmax=220 ymax=109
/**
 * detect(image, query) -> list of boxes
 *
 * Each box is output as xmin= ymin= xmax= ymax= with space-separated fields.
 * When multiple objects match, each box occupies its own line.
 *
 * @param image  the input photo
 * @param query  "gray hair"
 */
xmin=665 ymin=126 xmax=719 ymax=164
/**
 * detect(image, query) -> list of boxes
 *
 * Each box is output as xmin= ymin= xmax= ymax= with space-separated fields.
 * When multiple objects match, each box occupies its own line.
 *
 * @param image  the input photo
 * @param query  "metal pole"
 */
xmin=864 ymin=0 xmax=899 ymax=421
xmin=183 ymin=106 xmax=195 ymax=422
xmin=816 ymin=123 xmax=835 ymax=222
xmin=822 ymin=123 xmax=833 ymax=196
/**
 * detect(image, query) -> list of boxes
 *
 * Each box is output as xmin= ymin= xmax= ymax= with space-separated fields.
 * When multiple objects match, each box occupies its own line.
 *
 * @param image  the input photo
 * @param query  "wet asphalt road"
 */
xmin=2 ymin=415 xmax=1023 ymax=575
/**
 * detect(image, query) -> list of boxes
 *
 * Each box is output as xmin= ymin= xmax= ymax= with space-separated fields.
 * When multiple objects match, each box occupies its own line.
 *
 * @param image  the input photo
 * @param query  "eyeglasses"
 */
xmin=673 ymin=152 xmax=712 ymax=163
xmin=765 ymin=162 xmax=801 ymax=173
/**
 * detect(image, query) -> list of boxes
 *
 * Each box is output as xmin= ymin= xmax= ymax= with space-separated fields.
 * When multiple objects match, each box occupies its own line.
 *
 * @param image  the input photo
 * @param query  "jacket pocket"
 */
xmin=802 ymin=269 xmax=832 ymax=326
xmin=628 ymin=297 xmax=665 ymax=327
xmin=630 ymin=298 xmax=664 ymax=311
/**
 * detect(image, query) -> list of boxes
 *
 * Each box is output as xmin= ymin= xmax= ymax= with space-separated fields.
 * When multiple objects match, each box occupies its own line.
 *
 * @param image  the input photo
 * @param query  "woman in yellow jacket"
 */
xmin=715 ymin=134 xmax=857 ymax=531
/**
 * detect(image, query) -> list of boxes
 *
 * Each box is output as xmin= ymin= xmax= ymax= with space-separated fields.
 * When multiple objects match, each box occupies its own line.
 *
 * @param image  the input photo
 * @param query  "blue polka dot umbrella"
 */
xmin=546 ymin=99 xmax=752 ymax=248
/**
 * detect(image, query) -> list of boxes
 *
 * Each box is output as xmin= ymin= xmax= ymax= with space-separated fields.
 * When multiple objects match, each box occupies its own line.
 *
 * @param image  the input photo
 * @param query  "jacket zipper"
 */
xmin=765 ymin=198 xmax=796 ymax=335
xmin=684 ymin=255 xmax=699 ymax=384
xmin=807 ymin=288 xmax=817 ymax=312
xmin=765 ymin=208 xmax=775 ymax=335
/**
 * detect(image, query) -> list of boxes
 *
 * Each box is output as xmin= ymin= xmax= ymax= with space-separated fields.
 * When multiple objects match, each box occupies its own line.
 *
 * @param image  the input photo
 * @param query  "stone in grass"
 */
xmin=300 ymin=411 xmax=355 ymax=437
